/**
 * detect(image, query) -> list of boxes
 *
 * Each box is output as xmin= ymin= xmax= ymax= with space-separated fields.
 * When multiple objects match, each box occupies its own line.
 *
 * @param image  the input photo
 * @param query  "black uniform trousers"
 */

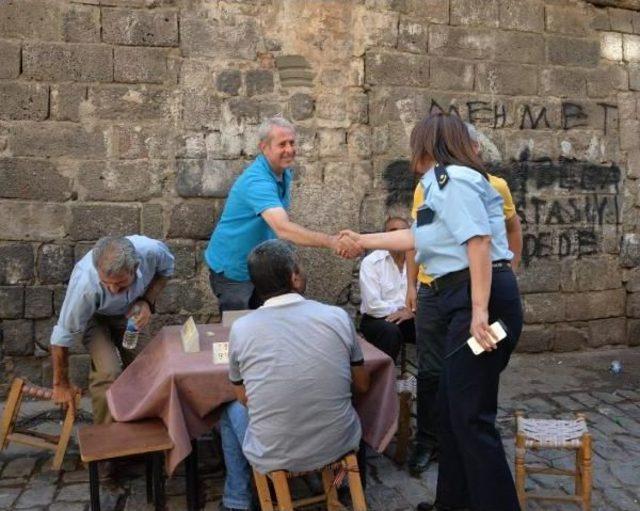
xmin=434 ymin=266 xmax=523 ymax=511
xmin=414 ymin=284 xmax=447 ymax=452
xmin=359 ymin=314 xmax=415 ymax=363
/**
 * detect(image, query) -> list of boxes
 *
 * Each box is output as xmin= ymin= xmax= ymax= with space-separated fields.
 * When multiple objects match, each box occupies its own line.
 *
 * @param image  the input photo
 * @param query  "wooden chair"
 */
xmin=515 ymin=412 xmax=592 ymax=511
xmin=253 ymin=452 xmax=367 ymax=511
xmin=0 ymin=377 xmax=79 ymax=470
xmin=77 ymin=419 xmax=173 ymax=511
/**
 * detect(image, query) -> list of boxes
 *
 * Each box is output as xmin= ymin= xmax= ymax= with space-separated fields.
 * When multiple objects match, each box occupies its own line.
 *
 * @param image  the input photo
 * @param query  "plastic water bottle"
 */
xmin=122 ymin=306 xmax=140 ymax=350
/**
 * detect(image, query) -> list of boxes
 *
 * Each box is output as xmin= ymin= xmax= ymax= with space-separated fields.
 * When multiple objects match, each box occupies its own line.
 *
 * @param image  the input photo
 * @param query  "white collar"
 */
xmin=367 ymin=249 xmax=392 ymax=263
xmin=261 ymin=293 xmax=305 ymax=308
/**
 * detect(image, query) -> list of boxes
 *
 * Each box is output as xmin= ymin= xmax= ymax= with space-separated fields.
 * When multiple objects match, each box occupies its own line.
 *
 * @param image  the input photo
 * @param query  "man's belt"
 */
xmin=431 ymin=260 xmax=511 ymax=293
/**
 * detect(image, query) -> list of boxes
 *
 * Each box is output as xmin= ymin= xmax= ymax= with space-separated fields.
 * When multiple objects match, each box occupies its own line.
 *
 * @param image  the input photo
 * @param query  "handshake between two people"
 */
xmin=332 ymin=230 xmax=364 ymax=259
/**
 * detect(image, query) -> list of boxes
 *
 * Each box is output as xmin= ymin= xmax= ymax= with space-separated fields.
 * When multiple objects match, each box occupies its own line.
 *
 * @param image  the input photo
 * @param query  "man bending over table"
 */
xmin=50 ymin=236 xmax=174 ymax=424
xmin=218 ymin=239 xmax=370 ymax=511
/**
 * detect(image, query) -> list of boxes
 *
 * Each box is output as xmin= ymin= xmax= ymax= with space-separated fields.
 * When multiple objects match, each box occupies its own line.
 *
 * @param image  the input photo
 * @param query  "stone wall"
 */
xmin=0 ymin=0 xmax=639 ymax=393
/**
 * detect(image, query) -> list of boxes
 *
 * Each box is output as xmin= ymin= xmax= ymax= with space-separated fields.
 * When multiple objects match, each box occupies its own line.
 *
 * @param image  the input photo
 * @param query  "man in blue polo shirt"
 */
xmin=205 ymin=116 xmax=356 ymax=311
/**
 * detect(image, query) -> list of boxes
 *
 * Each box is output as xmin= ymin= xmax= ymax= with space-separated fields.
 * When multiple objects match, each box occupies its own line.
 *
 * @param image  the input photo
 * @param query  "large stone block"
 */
xmin=63 ymin=4 xmax=100 ymax=42
xmin=621 ymin=233 xmax=640 ymax=267
xmin=0 ymin=82 xmax=49 ymax=121
xmin=545 ymin=3 xmax=589 ymax=35
xmin=7 ymin=123 xmax=106 ymax=158
xmin=451 ymin=0 xmax=499 ymax=27
xmin=50 ymin=84 xmax=86 ymax=122
xmin=398 ymin=16 xmax=428 ymax=54
xmin=547 ymin=36 xmax=600 ymax=67
xmin=428 ymin=25 xmax=494 ymax=60
xmin=354 ymin=10 xmax=399 ymax=55
xmin=623 ymin=33 xmax=640 ymax=62
xmin=245 ymin=70 xmax=274 ymax=96
xmin=0 ymin=287 xmax=24 ymax=319
xmin=227 ymin=97 xmax=260 ymax=124
xmin=34 ymin=317 xmax=57 ymax=352
xmin=53 ymin=285 xmax=67 ymax=316
xmin=523 ymin=293 xmax=565 ymax=323
xmin=553 ymin=324 xmax=587 ymax=352
xmin=108 ymin=125 xmax=173 ymax=160
xmin=540 ymin=68 xmax=588 ymax=97
xmin=22 ymin=42 xmax=113 ymax=82
xmin=289 ymin=93 xmax=315 ymax=121
xmin=476 ymin=63 xmax=537 ymax=95
xmin=517 ymin=259 xmax=561 ymax=293
xmin=588 ymin=317 xmax=626 ymax=347
xmin=77 ymin=160 xmax=163 ymax=201
xmin=114 ymin=47 xmax=169 ymax=84
xmin=565 ymin=289 xmax=626 ymax=321
xmin=24 ymin=287 xmax=52 ymax=319
xmin=69 ymin=205 xmax=140 ymax=241
xmin=515 ymin=324 xmax=553 ymax=353
xmin=176 ymin=159 xmax=244 ymax=198
xmin=348 ymin=126 xmax=372 ymax=159
xmin=601 ymin=32 xmax=623 ymax=62
xmin=318 ymin=129 xmax=347 ymax=158
xmin=89 ymin=85 xmax=170 ymax=121
xmin=165 ymin=241 xmax=196 ymax=279
xmin=141 ymin=203 xmax=164 ymax=239
xmin=182 ymin=93 xmax=222 ymax=130
xmin=348 ymin=93 xmax=368 ymax=124
xmin=365 ymin=50 xmax=428 ymax=86
xmin=0 ymin=158 xmax=71 ymax=201
xmin=561 ymin=256 xmax=622 ymax=292
xmin=609 ymin=7 xmax=634 ymax=34
xmin=168 ymin=201 xmax=218 ymax=240
xmin=626 ymin=267 xmax=640 ymax=292
xmin=180 ymin=14 xmax=258 ymax=60
xmin=156 ymin=280 xmax=207 ymax=314
xmin=498 ymin=0 xmax=544 ymax=32
xmin=629 ymin=319 xmax=640 ymax=346
xmin=628 ymin=292 xmax=640 ymax=318
xmin=2 ymin=320 xmax=34 ymax=356
xmin=619 ymin=120 xmax=640 ymax=150
xmin=37 ymin=244 xmax=74 ymax=285
xmin=316 ymin=94 xmax=347 ymax=122
xmin=587 ymin=64 xmax=628 ymax=97
xmin=494 ymin=32 xmax=544 ymax=64
xmin=430 ymin=58 xmax=474 ymax=91
xmin=0 ymin=202 xmax=69 ymax=241
xmin=394 ymin=0 xmax=449 ymax=24
xmin=216 ymin=69 xmax=242 ymax=96
xmin=102 ymin=8 xmax=178 ymax=46
xmin=0 ymin=39 xmax=20 ymax=79
xmin=0 ymin=0 xmax=64 ymax=40
xmin=0 ymin=244 xmax=34 ymax=285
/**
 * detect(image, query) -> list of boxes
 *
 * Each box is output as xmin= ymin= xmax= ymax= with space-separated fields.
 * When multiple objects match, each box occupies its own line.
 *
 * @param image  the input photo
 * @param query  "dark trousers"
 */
xmin=208 ymin=270 xmax=261 ymax=312
xmin=435 ymin=267 xmax=522 ymax=511
xmin=359 ymin=314 xmax=415 ymax=363
xmin=414 ymin=284 xmax=447 ymax=451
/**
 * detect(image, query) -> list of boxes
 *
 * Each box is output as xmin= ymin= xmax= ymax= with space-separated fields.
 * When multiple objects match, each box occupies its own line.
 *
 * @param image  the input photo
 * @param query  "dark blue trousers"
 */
xmin=434 ymin=267 xmax=522 ymax=511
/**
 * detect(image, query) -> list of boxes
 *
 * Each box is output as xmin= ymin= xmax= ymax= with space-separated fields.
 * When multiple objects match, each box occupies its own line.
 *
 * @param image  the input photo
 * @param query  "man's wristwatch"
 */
xmin=138 ymin=296 xmax=155 ymax=314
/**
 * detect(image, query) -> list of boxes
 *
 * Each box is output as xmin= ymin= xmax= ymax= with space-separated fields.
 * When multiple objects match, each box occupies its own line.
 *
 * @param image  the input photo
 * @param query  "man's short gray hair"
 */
xmin=257 ymin=115 xmax=295 ymax=144
xmin=92 ymin=236 xmax=138 ymax=276
xmin=464 ymin=122 xmax=479 ymax=143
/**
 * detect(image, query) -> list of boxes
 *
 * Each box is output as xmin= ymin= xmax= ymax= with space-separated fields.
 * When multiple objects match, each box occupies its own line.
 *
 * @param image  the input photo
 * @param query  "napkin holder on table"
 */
xmin=180 ymin=316 xmax=200 ymax=353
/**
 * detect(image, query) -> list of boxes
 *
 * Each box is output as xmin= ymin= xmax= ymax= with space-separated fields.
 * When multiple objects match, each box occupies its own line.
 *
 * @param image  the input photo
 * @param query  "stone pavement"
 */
xmin=1 ymin=347 xmax=639 ymax=511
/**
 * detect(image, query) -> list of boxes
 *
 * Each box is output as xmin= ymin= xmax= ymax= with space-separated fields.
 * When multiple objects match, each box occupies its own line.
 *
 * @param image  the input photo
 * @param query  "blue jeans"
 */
xmin=208 ymin=270 xmax=260 ymax=312
xmin=220 ymin=401 xmax=252 ymax=510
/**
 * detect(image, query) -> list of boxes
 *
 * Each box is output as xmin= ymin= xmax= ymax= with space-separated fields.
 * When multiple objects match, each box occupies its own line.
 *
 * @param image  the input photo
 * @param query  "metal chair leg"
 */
xmin=89 ymin=461 xmax=101 ymax=511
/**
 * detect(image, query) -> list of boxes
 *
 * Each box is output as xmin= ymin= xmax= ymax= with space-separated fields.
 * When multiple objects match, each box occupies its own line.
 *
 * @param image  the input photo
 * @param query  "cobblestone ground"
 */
xmin=1 ymin=347 xmax=639 ymax=511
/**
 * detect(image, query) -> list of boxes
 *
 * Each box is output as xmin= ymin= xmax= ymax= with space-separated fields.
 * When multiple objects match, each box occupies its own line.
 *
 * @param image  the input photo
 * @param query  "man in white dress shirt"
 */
xmin=358 ymin=217 xmax=415 ymax=361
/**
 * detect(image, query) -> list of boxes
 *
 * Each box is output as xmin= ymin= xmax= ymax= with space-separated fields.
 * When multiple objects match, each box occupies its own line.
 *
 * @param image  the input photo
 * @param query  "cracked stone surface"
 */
xmin=1 ymin=347 xmax=639 ymax=510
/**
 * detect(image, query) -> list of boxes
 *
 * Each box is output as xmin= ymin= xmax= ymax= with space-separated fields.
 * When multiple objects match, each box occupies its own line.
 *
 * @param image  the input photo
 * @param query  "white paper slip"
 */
xmin=212 ymin=342 xmax=229 ymax=364
xmin=467 ymin=321 xmax=507 ymax=355
xmin=180 ymin=316 xmax=201 ymax=353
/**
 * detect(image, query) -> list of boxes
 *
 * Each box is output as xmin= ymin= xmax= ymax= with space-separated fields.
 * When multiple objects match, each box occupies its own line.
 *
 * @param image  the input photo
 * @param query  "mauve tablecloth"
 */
xmin=107 ymin=324 xmax=398 ymax=474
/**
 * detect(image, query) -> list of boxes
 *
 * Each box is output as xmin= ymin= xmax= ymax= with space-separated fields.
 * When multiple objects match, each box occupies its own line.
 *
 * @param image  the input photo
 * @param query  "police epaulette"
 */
xmin=434 ymin=165 xmax=449 ymax=189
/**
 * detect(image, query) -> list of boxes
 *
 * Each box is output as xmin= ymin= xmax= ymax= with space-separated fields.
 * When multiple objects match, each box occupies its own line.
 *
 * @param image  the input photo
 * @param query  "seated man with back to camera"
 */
xmin=358 ymin=216 xmax=415 ymax=362
xmin=217 ymin=239 xmax=370 ymax=511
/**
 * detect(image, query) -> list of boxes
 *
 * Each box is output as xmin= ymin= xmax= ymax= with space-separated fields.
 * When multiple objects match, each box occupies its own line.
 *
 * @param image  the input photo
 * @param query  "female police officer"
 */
xmin=339 ymin=113 xmax=522 ymax=511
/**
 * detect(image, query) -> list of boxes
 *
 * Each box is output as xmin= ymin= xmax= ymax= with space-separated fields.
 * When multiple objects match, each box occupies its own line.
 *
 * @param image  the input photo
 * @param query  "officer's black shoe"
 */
xmin=407 ymin=445 xmax=438 ymax=476
xmin=416 ymin=502 xmax=469 ymax=511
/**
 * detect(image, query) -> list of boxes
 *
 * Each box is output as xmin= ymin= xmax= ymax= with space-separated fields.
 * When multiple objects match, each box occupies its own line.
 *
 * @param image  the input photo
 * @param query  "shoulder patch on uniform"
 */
xmin=434 ymin=165 xmax=449 ymax=189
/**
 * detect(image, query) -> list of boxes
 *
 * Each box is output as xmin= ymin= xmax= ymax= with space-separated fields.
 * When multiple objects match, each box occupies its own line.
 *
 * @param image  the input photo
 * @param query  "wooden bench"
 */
xmin=77 ymin=419 xmax=173 ymax=511
xmin=253 ymin=452 xmax=367 ymax=511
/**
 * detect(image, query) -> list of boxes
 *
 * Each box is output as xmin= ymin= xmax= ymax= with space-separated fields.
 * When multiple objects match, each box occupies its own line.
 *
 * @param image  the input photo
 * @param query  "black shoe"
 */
xmin=416 ymin=503 xmax=469 ymax=511
xmin=407 ymin=445 xmax=437 ymax=476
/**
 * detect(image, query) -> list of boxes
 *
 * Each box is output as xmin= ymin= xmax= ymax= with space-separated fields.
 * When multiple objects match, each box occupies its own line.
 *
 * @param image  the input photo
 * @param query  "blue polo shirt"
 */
xmin=205 ymin=155 xmax=292 ymax=282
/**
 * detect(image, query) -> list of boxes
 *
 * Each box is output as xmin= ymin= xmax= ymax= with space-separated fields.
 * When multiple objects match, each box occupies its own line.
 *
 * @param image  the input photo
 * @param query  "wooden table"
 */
xmin=107 ymin=323 xmax=398 ymax=508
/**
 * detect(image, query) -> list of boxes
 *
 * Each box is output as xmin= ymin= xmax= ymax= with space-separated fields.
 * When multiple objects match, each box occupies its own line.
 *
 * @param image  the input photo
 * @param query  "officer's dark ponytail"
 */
xmin=410 ymin=113 xmax=488 ymax=180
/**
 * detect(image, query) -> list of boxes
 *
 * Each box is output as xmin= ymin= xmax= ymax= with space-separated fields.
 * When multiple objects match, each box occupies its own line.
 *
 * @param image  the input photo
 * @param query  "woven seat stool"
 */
xmin=253 ymin=452 xmax=367 ymax=511
xmin=515 ymin=412 xmax=592 ymax=511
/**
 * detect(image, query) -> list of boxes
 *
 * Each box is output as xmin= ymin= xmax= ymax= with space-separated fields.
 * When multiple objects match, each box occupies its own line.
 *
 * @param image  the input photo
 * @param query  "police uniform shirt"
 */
xmin=412 ymin=165 xmax=513 ymax=279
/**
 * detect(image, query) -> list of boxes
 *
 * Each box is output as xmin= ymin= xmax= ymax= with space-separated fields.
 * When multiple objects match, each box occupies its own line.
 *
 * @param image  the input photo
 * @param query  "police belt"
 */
xmin=430 ymin=260 xmax=511 ymax=292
